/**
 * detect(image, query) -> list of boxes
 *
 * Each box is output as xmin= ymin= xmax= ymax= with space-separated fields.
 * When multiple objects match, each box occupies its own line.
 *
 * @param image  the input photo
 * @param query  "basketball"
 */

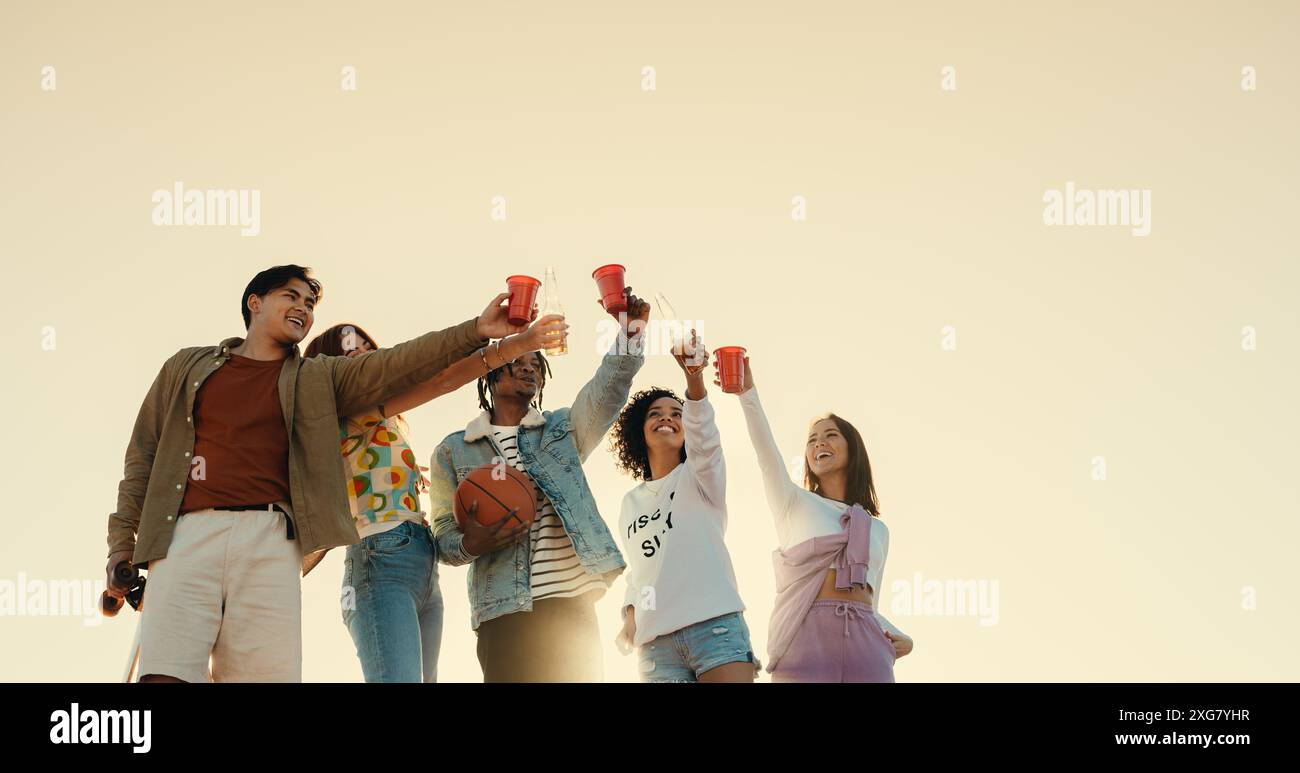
xmin=454 ymin=462 xmax=538 ymax=530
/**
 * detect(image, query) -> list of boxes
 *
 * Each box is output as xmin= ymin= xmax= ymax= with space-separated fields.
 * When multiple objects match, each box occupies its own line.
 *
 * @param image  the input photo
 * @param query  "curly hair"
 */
xmin=610 ymin=387 xmax=688 ymax=481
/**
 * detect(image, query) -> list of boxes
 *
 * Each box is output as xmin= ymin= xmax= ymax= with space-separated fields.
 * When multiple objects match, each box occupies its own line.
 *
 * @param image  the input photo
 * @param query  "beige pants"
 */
xmin=136 ymin=507 xmax=302 ymax=682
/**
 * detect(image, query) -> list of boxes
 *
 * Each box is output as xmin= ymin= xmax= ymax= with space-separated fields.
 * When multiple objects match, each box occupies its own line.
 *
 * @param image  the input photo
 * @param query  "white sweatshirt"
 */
xmin=737 ymin=386 xmax=906 ymax=639
xmin=618 ymin=395 xmax=745 ymax=647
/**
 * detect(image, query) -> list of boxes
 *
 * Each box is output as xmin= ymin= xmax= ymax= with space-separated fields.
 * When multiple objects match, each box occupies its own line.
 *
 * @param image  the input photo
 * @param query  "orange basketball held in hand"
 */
xmin=454 ymin=462 xmax=538 ymax=530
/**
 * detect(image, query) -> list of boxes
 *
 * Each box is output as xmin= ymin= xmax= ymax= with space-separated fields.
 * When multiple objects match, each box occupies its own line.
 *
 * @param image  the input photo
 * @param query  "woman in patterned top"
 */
xmin=305 ymin=304 xmax=565 ymax=682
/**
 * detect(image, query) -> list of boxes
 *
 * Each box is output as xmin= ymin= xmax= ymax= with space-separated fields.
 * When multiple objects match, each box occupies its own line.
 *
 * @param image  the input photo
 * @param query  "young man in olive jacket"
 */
xmin=104 ymin=264 xmax=525 ymax=682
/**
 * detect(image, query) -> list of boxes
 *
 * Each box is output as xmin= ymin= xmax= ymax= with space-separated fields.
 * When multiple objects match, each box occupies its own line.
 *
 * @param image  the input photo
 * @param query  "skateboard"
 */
xmin=100 ymin=561 xmax=146 ymax=682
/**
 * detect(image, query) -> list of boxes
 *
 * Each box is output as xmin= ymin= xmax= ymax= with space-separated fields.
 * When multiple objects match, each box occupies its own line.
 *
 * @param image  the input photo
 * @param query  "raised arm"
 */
xmin=330 ymin=293 xmax=535 ymax=417
xmin=571 ymin=289 xmax=650 ymax=461
xmin=673 ymin=329 xmax=725 ymax=505
xmin=330 ymin=318 xmax=486 ymax=418
xmin=375 ymin=315 xmax=568 ymax=418
xmin=719 ymin=356 xmax=800 ymax=521
xmin=683 ymin=396 xmax=725 ymax=507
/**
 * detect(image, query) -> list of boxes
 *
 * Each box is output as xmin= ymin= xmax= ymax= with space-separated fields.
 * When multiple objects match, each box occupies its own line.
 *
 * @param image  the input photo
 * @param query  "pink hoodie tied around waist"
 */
xmin=766 ymin=502 xmax=874 ymax=672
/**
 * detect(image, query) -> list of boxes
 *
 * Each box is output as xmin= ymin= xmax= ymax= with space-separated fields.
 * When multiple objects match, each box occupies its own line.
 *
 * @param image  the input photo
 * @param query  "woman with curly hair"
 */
xmin=611 ymin=331 xmax=758 ymax=683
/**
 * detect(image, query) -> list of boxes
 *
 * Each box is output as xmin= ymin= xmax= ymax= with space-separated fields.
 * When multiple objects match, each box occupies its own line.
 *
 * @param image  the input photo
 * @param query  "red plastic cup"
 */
xmin=592 ymin=264 xmax=628 ymax=313
xmin=506 ymin=275 xmax=541 ymax=327
xmin=715 ymin=346 xmax=748 ymax=393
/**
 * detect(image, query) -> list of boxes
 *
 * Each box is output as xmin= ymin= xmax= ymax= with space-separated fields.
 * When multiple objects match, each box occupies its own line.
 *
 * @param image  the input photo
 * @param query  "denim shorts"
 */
xmin=637 ymin=611 xmax=761 ymax=683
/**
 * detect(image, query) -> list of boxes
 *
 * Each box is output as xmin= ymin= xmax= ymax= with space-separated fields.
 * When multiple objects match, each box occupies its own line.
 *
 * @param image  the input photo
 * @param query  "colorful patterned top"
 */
xmin=340 ymin=411 xmax=429 ymax=538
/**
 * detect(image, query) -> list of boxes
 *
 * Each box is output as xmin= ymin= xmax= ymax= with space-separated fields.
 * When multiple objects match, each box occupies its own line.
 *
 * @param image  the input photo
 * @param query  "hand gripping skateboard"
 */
xmin=100 ymin=561 xmax=146 ymax=682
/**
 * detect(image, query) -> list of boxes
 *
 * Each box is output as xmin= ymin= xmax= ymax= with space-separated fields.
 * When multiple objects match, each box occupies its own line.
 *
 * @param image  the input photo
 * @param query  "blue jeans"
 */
xmin=341 ymin=521 xmax=444 ymax=683
xmin=637 ymin=611 xmax=760 ymax=683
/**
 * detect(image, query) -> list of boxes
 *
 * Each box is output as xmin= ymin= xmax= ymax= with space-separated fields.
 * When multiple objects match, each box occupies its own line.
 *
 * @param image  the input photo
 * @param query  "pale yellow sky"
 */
xmin=2 ymin=1 xmax=1297 ymax=682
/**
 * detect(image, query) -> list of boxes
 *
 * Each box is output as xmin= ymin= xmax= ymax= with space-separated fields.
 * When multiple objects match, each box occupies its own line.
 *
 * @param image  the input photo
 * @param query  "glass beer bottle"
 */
xmin=542 ymin=266 xmax=568 ymax=356
xmin=655 ymin=291 xmax=704 ymax=374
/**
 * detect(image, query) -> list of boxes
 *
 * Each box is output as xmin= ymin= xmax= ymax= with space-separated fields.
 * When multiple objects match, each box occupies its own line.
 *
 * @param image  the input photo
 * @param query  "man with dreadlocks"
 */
xmin=429 ymin=286 xmax=650 ymax=682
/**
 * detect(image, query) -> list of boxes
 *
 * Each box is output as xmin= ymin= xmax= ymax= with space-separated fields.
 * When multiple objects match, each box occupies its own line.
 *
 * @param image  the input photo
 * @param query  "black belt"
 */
xmin=211 ymin=503 xmax=295 ymax=539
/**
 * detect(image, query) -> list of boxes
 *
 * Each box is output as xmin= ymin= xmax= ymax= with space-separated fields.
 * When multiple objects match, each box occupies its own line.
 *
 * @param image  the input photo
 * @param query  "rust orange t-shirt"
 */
xmin=179 ymin=353 xmax=291 ymax=514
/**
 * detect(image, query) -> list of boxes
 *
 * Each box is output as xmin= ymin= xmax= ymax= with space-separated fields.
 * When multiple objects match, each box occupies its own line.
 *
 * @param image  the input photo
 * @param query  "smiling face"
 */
xmin=491 ymin=352 xmax=543 ymax=402
xmin=642 ymin=396 xmax=685 ymax=455
xmin=806 ymin=418 xmax=850 ymax=478
xmin=247 ymin=277 xmax=316 ymax=346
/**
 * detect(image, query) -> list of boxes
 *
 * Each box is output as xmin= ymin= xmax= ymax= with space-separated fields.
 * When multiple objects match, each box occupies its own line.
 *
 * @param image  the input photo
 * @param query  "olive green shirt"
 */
xmin=107 ymin=317 xmax=487 ymax=576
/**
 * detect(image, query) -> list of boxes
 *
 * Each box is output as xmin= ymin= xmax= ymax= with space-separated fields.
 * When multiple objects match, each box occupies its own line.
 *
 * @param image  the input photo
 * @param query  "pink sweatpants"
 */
xmin=771 ymin=600 xmax=896 ymax=683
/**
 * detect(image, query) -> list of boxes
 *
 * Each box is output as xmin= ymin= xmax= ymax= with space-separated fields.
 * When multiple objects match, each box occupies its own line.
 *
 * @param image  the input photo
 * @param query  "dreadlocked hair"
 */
xmin=609 ymin=387 xmax=687 ymax=481
xmin=477 ymin=350 xmax=552 ymax=412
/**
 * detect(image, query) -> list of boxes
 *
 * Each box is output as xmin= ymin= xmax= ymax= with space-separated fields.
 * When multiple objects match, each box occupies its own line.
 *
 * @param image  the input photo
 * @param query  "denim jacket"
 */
xmin=429 ymin=335 xmax=645 ymax=629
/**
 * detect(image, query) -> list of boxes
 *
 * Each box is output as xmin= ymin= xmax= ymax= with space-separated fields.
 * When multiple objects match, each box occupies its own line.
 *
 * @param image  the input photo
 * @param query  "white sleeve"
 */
xmin=869 ymin=518 xmax=890 ymax=596
xmin=737 ymin=387 xmax=799 ymax=526
xmin=870 ymin=525 xmax=906 ymax=640
xmin=617 ymin=493 xmax=638 ymax=609
xmin=682 ymin=395 xmax=725 ymax=507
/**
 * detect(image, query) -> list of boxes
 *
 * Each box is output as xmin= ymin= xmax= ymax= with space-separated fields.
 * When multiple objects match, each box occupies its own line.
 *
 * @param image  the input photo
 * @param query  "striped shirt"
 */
xmin=490 ymin=424 xmax=607 ymax=601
